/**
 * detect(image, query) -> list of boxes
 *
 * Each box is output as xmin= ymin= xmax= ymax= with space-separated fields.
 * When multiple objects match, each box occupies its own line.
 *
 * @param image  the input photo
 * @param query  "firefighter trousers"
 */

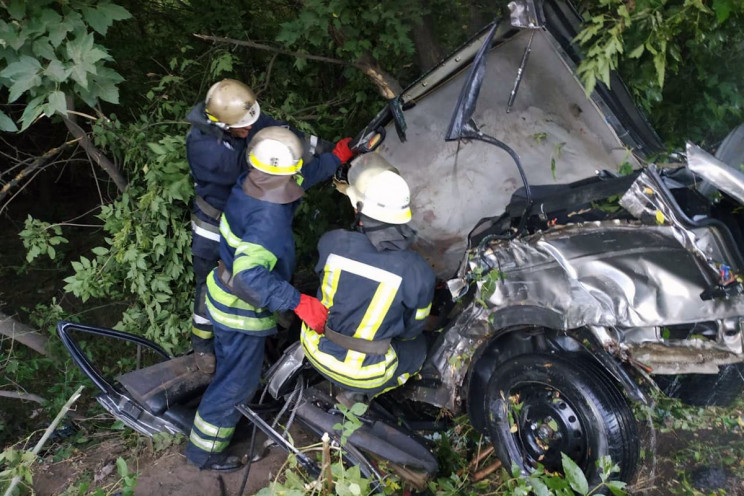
xmin=185 ymin=326 xmax=265 ymax=467
xmin=191 ymin=253 xmax=219 ymax=353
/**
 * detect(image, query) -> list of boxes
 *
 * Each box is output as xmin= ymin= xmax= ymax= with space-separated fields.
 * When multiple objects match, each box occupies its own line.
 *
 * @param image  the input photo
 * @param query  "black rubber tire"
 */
xmin=654 ymin=363 xmax=744 ymax=407
xmin=484 ymin=353 xmax=639 ymax=485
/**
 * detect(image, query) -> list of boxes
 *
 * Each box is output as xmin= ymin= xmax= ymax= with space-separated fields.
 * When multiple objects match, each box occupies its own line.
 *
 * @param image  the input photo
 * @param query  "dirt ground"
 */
xmin=23 ymin=407 xmax=744 ymax=496
xmin=31 ymin=425 xmax=311 ymax=496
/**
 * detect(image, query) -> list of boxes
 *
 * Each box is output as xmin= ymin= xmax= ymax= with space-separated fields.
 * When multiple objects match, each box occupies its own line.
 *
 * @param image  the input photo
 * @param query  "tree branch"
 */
xmin=193 ymin=34 xmax=348 ymax=65
xmin=0 ymin=138 xmax=81 ymax=206
xmin=0 ymin=390 xmax=46 ymax=404
xmin=193 ymin=33 xmax=402 ymax=99
xmin=63 ymin=95 xmax=127 ymax=193
xmin=0 ymin=311 xmax=50 ymax=357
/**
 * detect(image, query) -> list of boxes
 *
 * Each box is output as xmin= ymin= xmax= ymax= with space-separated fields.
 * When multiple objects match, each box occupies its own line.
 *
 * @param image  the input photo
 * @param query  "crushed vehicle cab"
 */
xmin=58 ymin=0 xmax=744 ymax=489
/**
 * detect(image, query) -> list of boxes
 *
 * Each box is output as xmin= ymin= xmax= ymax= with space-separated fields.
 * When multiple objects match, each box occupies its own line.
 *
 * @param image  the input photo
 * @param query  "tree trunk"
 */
xmin=410 ymin=4 xmax=445 ymax=73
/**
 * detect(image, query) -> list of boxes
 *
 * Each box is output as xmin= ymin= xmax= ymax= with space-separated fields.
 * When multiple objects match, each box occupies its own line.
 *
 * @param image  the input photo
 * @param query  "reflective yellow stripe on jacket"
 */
xmin=301 ymin=254 xmax=402 ymax=389
xmin=205 ymin=272 xmax=277 ymax=331
xmin=206 ymin=215 xmax=278 ymax=332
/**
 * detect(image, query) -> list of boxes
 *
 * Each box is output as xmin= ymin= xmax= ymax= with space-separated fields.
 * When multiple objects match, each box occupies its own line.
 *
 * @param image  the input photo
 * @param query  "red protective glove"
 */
xmin=332 ymin=137 xmax=354 ymax=164
xmin=294 ymin=294 xmax=328 ymax=333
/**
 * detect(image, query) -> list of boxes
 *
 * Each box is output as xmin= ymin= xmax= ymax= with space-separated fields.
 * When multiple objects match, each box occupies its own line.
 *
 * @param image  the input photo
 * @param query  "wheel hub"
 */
xmin=511 ymin=385 xmax=588 ymax=471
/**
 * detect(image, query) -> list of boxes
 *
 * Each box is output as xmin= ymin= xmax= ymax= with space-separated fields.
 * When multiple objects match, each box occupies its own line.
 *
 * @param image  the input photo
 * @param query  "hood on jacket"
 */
xmin=357 ymin=214 xmax=416 ymax=251
xmin=242 ymin=169 xmax=305 ymax=204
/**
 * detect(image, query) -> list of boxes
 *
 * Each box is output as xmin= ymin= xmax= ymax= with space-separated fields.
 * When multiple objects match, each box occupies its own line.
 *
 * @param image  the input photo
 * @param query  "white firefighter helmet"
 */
xmin=346 ymin=154 xmax=412 ymax=224
xmin=204 ymin=79 xmax=260 ymax=128
xmin=247 ymin=126 xmax=304 ymax=175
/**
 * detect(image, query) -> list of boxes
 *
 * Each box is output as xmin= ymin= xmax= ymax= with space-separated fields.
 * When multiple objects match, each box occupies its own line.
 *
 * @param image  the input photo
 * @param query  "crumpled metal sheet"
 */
xmin=474 ymin=221 xmax=744 ymax=329
xmin=412 ymin=168 xmax=744 ymax=409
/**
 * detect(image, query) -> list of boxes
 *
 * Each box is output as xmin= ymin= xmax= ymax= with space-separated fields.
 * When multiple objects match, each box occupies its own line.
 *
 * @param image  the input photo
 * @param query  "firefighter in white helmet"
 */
xmin=300 ymin=153 xmax=436 ymax=399
xmin=186 ymin=79 xmax=349 ymax=373
xmin=185 ymin=126 xmax=353 ymax=471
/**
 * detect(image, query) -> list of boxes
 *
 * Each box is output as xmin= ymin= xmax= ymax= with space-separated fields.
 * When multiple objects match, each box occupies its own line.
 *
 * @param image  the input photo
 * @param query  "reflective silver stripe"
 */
xmin=309 ymin=135 xmax=318 ymax=155
xmin=194 ymin=412 xmax=235 ymax=438
xmin=189 ymin=430 xmax=228 ymax=452
xmin=326 ymin=254 xmax=401 ymax=286
xmin=192 ymin=313 xmax=211 ymax=325
xmin=192 ymin=220 xmax=221 ymax=242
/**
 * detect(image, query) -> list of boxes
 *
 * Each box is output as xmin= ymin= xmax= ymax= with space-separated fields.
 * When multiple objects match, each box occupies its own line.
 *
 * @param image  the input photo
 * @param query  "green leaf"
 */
xmin=81 ymin=2 xmax=132 ymax=35
xmin=712 ymin=0 xmax=733 ymax=23
xmin=628 ymin=44 xmax=644 ymax=59
xmin=0 ymin=55 xmax=42 ymax=79
xmin=39 ymin=8 xmax=62 ymax=26
xmin=32 ymin=38 xmax=56 ymax=61
xmin=528 ymin=477 xmax=550 ymax=496
xmin=8 ymin=0 xmax=26 ymax=20
xmin=350 ymin=402 xmax=368 ymax=416
xmin=84 ymin=47 xmax=112 ymax=65
xmin=0 ymin=110 xmax=19 ymax=132
xmin=47 ymin=22 xmax=71 ymax=48
xmin=562 ymin=453 xmax=589 ymax=494
xmin=44 ymin=59 xmax=69 ymax=82
xmin=81 ymin=66 xmax=123 ymax=105
xmin=91 ymin=246 xmax=109 ymax=256
xmin=116 ymin=457 xmax=128 ymax=477
xmin=65 ymin=32 xmax=97 ymax=88
xmin=19 ymin=95 xmax=45 ymax=131
xmin=45 ymin=90 xmax=68 ymax=117
xmin=607 ymin=479 xmax=627 ymax=496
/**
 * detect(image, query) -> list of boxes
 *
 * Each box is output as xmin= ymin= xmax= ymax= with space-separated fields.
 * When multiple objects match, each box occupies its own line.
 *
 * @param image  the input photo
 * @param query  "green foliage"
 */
xmin=0 ymin=446 xmax=36 ymax=493
xmin=0 ymin=0 xmax=131 ymax=130
xmin=428 ymin=419 xmax=627 ymax=496
xmin=574 ymin=0 xmax=744 ymax=147
xmin=255 ymin=454 xmax=377 ymax=496
xmin=61 ymin=107 xmax=193 ymax=350
xmin=18 ymin=216 xmax=68 ymax=263
xmin=150 ymin=432 xmax=185 ymax=453
xmin=114 ymin=456 xmax=138 ymax=496
xmin=332 ymin=402 xmax=368 ymax=446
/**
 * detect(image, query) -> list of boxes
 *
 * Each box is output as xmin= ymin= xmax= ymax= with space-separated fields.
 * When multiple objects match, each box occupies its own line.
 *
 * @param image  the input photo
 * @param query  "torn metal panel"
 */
xmin=406 ymin=305 xmax=491 ymax=411
xmin=473 ymin=221 xmax=744 ymax=328
xmin=630 ymin=342 xmax=744 ymax=375
xmin=687 ymin=142 xmax=744 ymax=206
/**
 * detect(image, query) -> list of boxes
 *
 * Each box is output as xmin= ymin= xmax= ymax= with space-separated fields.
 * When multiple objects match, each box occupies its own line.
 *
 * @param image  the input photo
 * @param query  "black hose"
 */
xmin=237 ymin=423 xmax=259 ymax=496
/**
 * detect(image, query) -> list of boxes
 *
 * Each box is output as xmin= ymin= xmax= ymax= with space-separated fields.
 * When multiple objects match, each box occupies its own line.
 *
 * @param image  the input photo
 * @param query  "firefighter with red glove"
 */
xmin=186 ymin=79 xmax=335 ymax=374
xmin=301 ymin=154 xmax=436 ymax=399
xmin=185 ymin=127 xmax=352 ymax=471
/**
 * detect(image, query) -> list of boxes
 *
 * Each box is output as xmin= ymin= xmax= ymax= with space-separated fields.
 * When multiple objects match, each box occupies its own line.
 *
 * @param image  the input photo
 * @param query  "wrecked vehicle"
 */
xmin=58 ymin=0 xmax=744 ymax=489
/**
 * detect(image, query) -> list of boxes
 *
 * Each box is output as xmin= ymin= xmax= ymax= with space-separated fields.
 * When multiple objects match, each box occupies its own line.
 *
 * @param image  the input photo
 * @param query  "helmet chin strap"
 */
xmin=353 ymin=202 xmax=364 ymax=231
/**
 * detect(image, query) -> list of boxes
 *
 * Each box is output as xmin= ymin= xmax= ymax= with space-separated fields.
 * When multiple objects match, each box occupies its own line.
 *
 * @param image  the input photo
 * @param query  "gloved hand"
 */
xmin=294 ymin=294 xmax=328 ymax=333
xmin=332 ymin=137 xmax=354 ymax=164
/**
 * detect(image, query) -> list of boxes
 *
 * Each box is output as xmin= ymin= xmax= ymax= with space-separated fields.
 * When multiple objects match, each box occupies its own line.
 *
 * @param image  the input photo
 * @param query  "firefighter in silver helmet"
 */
xmin=185 ymin=79 xmax=352 ymax=373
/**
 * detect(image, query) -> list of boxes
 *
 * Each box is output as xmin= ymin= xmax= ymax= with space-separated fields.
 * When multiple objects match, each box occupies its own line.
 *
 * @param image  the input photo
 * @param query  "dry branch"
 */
xmin=193 ymin=33 xmax=402 ymax=99
xmin=0 ymin=310 xmax=49 ymax=356
xmin=0 ymin=390 xmax=46 ymax=404
xmin=63 ymin=94 xmax=127 ymax=193
xmin=2 ymin=386 xmax=84 ymax=496
xmin=0 ymin=138 xmax=81 ymax=204
xmin=62 ymin=116 xmax=127 ymax=193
